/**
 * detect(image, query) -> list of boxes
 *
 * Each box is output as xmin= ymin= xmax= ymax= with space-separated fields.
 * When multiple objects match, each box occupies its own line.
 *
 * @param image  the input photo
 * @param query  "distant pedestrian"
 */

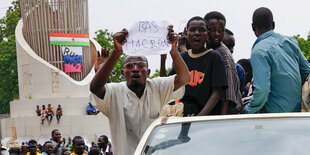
xmin=50 ymin=129 xmax=65 ymax=155
xmin=42 ymin=141 xmax=54 ymax=155
xmin=97 ymin=135 xmax=112 ymax=155
xmin=26 ymin=140 xmax=42 ymax=155
xmin=70 ymin=136 xmax=86 ymax=155
xmin=41 ymin=105 xmax=47 ymax=125
xmin=46 ymin=104 xmax=54 ymax=125
xmin=36 ymin=105 xmax=41 ymax=117
xmin=56 ymin=105 xmax=63 ymax=124
xmin=88 ymin=147 xmax=100 ymax=155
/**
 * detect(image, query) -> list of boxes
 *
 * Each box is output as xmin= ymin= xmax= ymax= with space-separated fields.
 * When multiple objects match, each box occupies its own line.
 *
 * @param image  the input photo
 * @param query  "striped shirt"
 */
xmin=214 ymin=43 xmax=243 ymax=112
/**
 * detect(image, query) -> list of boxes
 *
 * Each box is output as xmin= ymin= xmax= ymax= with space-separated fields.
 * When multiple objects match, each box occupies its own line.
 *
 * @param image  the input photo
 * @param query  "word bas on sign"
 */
xmin=123 ymin=21 xmax=171 ymax=56
xmin=138 ymin=21 xmax=159 ymax=33
xmin=61 ymin=46 xmax=83 ymax=73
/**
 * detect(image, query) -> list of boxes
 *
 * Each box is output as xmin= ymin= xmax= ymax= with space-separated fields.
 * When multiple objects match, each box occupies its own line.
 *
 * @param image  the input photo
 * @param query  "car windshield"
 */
xmin=143 ymin=117 xmax=310 ymax=155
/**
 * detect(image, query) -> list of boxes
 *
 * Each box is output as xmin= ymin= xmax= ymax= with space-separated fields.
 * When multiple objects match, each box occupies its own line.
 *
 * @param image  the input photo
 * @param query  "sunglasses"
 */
xmin=123 ymin=61 xmax=147 ymax=70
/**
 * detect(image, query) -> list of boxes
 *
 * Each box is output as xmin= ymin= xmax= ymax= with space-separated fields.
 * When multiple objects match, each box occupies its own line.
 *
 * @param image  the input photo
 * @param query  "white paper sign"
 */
xmin=123 ymin=21 xmax=171 ymax=56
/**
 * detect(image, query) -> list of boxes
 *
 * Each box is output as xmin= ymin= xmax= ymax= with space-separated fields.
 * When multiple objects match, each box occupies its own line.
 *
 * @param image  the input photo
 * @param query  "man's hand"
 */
xmin=177 ymin=28 xmax=188 ymax=52
xmin=167 ymin=25 xmax=178 ymax=51
xmin=58 ymin=138 xmax=64 ymax=145
xmin=112 ymin=28 xmax=128 ymax=54
xmin=62 ymin=138 xmax=66 ymax=145
xmin=91 ymin=28 xmax=129 ymax=99
xmin=94 ymin=48 xmax=109 ymax=72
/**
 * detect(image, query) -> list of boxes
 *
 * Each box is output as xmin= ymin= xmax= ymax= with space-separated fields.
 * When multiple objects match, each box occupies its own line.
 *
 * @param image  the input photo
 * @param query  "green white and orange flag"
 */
xmin=49 ymin=33 xmax=90 ymax=46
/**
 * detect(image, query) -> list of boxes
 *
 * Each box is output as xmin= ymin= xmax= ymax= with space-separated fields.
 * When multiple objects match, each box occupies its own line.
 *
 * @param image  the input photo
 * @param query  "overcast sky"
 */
xmin=1 ymin=0 xmax=310 ymax=74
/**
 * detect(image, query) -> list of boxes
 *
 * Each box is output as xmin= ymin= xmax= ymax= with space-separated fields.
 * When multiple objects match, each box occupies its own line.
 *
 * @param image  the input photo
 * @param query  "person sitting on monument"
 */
xmin=46 ymin=104 xmax=54 ymax=125
xmin=90 ymin=26 xmax=190 ymax=155
xmin=41 ymin=105 xmax=47 ymax=125
xmin=86 ymin=102 xmax=99 ymax=115
xmin=36 ymin=105 xmax=41 ymax=117
xmin=56 ymin=105 xmax=63 ymax=124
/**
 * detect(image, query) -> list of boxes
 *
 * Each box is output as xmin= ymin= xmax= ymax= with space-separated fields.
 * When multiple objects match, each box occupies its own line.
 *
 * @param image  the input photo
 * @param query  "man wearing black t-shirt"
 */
xmin=169 ymin=16 xmax=228 ymax=116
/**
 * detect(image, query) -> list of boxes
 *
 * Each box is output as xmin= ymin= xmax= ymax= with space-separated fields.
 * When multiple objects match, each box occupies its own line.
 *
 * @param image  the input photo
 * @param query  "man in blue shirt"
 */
xmin=245 ymin=7 xmax=310 ymax=113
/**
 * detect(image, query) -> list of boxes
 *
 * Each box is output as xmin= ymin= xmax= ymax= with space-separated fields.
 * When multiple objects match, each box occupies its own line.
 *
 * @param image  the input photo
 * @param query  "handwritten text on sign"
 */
xmin=123 ymin=21 xmax=171 ymax=56
xmin=61 ymin=46 xmax=83 ymax=73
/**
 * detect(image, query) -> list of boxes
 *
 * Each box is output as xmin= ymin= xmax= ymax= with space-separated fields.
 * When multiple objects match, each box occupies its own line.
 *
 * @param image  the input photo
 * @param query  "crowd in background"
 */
xmin=0 ymin=129 xmax=112 ymax=155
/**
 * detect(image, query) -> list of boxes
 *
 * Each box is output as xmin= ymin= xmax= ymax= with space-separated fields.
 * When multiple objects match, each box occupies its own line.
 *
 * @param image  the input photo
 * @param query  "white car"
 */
xmin=134 ymin=113 xmax=310 ymax=155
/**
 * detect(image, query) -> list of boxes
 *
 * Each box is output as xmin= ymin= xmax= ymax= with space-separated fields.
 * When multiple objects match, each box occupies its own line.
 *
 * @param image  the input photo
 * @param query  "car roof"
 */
xmin=160 ymin=112 xmax=310 ymax=124
xmin=134 ymin=112 xmax=310 ymax=154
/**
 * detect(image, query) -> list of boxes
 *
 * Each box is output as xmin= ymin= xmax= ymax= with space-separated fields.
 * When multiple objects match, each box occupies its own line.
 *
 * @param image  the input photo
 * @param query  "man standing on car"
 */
xmin=90 ymin=26 xmax=190 ymax=155
xmin=245 ymin=7 xmax=310 ymax=113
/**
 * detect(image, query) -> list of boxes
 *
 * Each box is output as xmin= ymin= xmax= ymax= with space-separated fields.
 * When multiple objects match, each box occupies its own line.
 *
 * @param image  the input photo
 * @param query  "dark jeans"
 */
xmin=46 ymin=114 xmax=53 ymax=122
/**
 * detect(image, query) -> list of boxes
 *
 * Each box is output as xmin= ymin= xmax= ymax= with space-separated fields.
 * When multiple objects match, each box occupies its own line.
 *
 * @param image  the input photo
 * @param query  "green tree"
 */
xmin=294 ymin=33 xmax=310 ymax=59
xmin=150 ymin=68 xmax=171 ymax=79
xmin=0 ymin=0 xmax=21 ymax=113
xmin=94 ymin=29 xmax=125 ymax=82
xmin=0 ymin=36 xmax=18 ymax=113
xmin=0 ymin=0 xmax=21 ymax=41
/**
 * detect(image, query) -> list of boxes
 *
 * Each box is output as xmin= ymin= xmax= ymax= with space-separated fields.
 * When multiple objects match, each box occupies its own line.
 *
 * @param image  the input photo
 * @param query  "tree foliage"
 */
xmin=150 ymin=68 xmax=171 ymax=79
xmin=0 ymin=0 xmax=21 ymax=113
xmin=0 ymin=0 xmax=21 ymax=41
xmin=294 ymin=33 xmax=310 ymax=60
xmin=94 ymin=29 xmax=125 ymax=82
xmin=0 ymin=36 xmax=18 ymax=113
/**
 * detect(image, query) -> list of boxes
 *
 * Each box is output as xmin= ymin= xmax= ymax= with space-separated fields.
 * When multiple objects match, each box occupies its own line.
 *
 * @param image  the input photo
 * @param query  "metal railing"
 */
xmin=20 ymin=0 xmax=92 ymax=81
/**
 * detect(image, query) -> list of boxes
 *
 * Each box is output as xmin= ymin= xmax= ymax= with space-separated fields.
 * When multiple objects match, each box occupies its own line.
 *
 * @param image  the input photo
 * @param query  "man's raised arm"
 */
xmin=90 ymin=29 xmax=128 ymax=99
xmin=167 ymin=26 xmax=190 ymax=91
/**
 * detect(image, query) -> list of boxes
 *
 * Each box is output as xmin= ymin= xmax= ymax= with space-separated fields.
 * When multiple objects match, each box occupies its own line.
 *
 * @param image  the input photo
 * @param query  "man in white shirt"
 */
xmin=90 ymin=27 xmax=190 ymax=155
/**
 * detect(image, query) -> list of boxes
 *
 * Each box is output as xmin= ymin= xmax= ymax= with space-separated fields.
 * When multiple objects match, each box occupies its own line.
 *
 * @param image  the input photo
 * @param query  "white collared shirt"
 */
xmin=91 ymin=75 xmax=185 ymax=155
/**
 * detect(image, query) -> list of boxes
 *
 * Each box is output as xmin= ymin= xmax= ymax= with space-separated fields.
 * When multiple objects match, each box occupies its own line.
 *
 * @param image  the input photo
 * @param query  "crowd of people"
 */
xmin=89 ymin=7 xmax=310 ymax=155
xmin=0 ymin=129 xmax=112 ymax=155
xmin=35 ymin=102 xmax=101 ymax=124
xmin=36 ymin=104 xmax=63 ymax=124
xmin=6 ymin=7 xmax=309 ymax=155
